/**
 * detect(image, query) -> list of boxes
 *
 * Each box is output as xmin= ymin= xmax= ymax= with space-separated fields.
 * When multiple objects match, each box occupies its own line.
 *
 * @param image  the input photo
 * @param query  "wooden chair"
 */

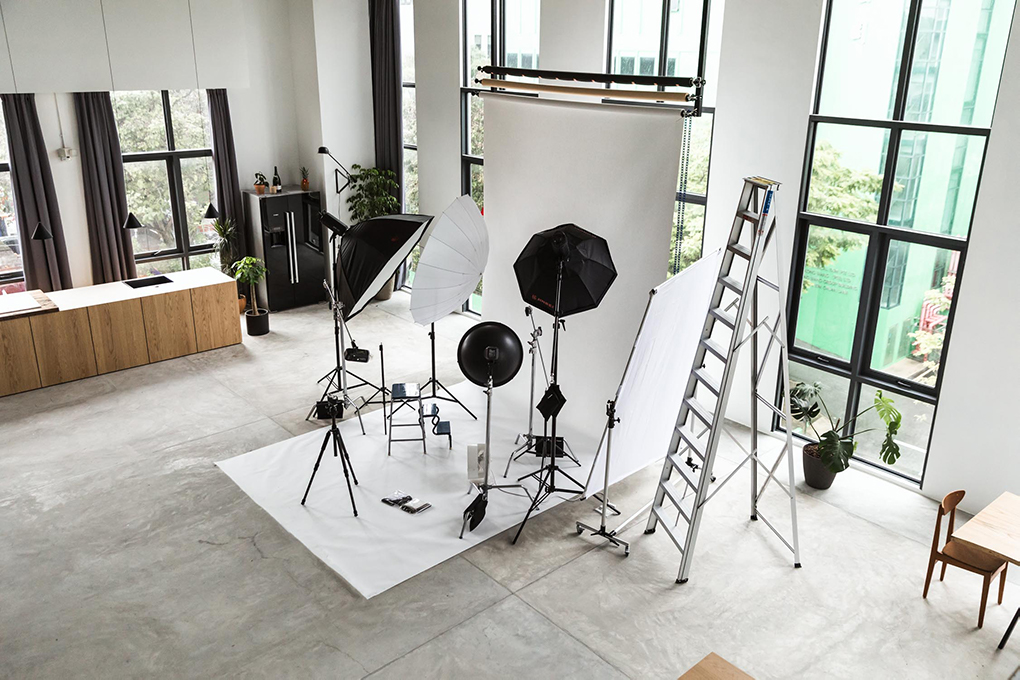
xmin=923 ymin=490 xmax=1008 ymax=628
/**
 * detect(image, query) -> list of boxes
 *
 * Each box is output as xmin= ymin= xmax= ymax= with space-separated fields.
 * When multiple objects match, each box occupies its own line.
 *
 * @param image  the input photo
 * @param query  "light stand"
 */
xmin=421 ymin=322 xmax=477 ymax=419
xmin=512 ymin=258 xmax=585 ymax=544
xmin=460 ymin=365 xmax=531 ymax=538
xmin=575 ymin=399 xmax=629 ymax=555
xmin=301 ymin=397 xmax=359 ymax=515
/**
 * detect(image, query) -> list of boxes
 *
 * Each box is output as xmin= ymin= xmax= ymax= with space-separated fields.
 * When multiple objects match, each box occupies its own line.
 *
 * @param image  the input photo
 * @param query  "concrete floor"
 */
xmin=2 ymin=291 xmax=1019 ymax=679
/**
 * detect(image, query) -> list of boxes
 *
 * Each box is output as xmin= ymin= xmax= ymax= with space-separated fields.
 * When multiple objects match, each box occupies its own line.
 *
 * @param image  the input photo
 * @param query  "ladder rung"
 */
xmin=685 ymin=396 xmax=714 ymax=427
xmin=738 ymin=210 xmax=760 ymax=223
xmin=693 ymin=367 xmax=720 ymax=395
xmin=668 ymin=451 xmax=702 ymax=489
xmin=728 ymin=242 xmax=751 ymax=260
xmin=757 ymin=276 xmax=779 ymax=292
xmin=718 ymin=275 xmax=743 ymax=294
xmin=701 ymin=338 xmax=727 ymax=362
xmin=659 ymin=480 xmax=694 ymax=521
xmin=651 ymin=506 xmax=686 ymax=555
xmin=674 ymin=427 xmax=706 ymax=461
xmin=756 ymin=393 xmax=787 ymax=419
xmin=709 ymin=307 xmax=735 ymax=330
xmin=746 ymin=176 xmax=777 ymax=188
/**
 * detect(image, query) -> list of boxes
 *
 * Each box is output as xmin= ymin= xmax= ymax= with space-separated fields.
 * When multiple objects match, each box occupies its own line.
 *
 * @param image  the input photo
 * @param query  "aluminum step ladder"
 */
xmin=644 ymin=176 xmax=801 ymax=583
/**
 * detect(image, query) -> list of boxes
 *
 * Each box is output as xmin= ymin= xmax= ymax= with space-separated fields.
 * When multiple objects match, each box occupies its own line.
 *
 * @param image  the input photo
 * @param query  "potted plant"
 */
xmin=254 ymin=172 xmax=268 ymax=195
xmin=346 ymin=164 xmax=401 ymax=300
xmin=789 ymin=381 xmax=902 ymax=490
xmin=210 ymin=218 xmax=247 ymax=313
xmin=301 ymin=166 xmax=310 ymax=191
xmin=232 ymin=256 xmax=270 ymax=336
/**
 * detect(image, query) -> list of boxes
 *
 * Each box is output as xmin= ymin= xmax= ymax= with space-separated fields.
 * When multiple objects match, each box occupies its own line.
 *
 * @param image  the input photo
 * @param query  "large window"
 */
xmin=402 ymin=0 xmax=418 ymax=216
xmin=785 ymin=0 xmax=1015 ymax=483
xmin=606 ymin=0 xmax=722 ymax=278
xmin=112 ymin=89 xmax=218 ymax=276
xmin=0 ymin=108 xmax=22 ymax=294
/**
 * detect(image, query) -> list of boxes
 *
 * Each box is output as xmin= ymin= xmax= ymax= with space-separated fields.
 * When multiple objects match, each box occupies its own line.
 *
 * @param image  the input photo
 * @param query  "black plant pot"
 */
xmin=803 ymin=443 xmax=837 ymax=490
xmin=245 ymin=309 xmax=270 ymax=336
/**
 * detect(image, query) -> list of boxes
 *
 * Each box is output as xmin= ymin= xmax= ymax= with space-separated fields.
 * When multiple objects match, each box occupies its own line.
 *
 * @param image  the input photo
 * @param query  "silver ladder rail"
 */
xmin=643 ymin=176 xmax=801 ymax=584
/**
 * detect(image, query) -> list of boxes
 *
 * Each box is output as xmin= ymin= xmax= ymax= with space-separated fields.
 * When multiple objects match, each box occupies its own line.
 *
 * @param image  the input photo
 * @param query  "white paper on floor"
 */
xmin=216 ymin=381 xmax=598 ymax=599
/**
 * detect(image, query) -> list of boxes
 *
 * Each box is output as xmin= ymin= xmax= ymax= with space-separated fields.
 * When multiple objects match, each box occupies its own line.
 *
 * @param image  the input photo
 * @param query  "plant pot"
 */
xmin=803 ymin=443 xmax=837 ymax=490
xmin=374 ymin=275 xmax=395 ymax=301
xmin=255 ymin=184 xmax=265 ymax=195
xmin=301 ymin=178 xmax=310 ymax=191
xmin=245 ymin=309 xmax=270 ymax=336
xmin=237 ymin=295 xmax=247 ymax=314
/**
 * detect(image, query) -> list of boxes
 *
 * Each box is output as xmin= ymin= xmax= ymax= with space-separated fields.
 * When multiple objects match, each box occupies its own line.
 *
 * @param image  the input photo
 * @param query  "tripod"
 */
xmin=301 ymin=399 xmax=359 ymax=516
xmin=460 ymin=369 xmax=530 ymax=538
xmin=504 ymin=308 xmax=579 ymax=477
xmin=421 ymin=322 xmax=477 ymax=419
xmin=513 ymin=259 xmax=585 ymax=544
xmin=575 ymin=399 xmax=629 ymax=555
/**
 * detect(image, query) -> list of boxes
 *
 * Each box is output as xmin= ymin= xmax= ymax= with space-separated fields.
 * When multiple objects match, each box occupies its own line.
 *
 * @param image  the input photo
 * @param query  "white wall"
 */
xmin=413 ymin=0 xmax=461 ymax=217
xmin=702 ymin=0 xmax=823 ymax=428
xmin=922 ymin=2 xmax=1020 ymax=514
xmin=290 ymin=0 xmax=325 ymax=196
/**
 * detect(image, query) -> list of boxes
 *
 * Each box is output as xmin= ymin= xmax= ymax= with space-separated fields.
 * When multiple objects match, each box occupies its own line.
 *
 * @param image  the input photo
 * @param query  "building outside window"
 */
xmin=0 ymin=109 xmax=22 ymax=294
xmin=607 ymin=0 xmax=723 ymax=278
xmin=401 ymin=0 xmax=422 ymax=287
xmin=111 ymin=89 xmax=218 ymax=276
xmin=786 ymin=0 xmax=1015 ymax=483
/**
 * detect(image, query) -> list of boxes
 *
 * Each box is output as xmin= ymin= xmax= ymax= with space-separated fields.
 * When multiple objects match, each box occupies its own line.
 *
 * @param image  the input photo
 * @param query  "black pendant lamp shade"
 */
xmin=457 ymin=321 xmax=524 ymax=388
xmin=203 ymin=203 xmax=219 ymax=220
xmin=31 ymin=221 xmax=52 ymax=241
xmin=513 ymin=223 xmax=617 ymax=318
xmin=123 ymin=212 xmax=143 ymax=230
xmin=336 ymin=213 xmax=432 ymax=320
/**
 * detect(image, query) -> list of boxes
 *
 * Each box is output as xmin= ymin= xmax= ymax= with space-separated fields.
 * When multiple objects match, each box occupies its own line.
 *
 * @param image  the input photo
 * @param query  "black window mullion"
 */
xmin=656 ymin=0 xmax=670 ymax=88
xmin=162 ymin=90 xmax=175 ymax=152
xmin=891 ymin=0 xmax=924 ymax=122
xmin=166 ymin=156 xmax=187 ymax=267
xmin=876 ymin=127 xmax=902 ymax=226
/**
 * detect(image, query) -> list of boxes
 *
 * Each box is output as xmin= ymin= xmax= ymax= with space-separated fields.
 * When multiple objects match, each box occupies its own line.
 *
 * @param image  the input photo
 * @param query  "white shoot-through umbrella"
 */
xmin=410 ymin=195 xmax=489 ymax=325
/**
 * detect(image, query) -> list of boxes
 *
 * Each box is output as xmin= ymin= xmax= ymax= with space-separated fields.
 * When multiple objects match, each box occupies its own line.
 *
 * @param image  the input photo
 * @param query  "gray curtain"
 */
xmin=74 ymin=91 xmax=136 ymax=283
xmin=1 ymin=94 xmax=73 ymax=292
xmin=369 ymin=0 xmax=408 ymax=287
xmin=207 ymin=89 xmax=248 ymax=259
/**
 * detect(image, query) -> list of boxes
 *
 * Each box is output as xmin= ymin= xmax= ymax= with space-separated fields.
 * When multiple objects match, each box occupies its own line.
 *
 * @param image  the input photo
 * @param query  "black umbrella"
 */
xmin=513 ymin=223 xmax=617 ymax=318
xmin=336 ymin=213 xmax=432 ymax=320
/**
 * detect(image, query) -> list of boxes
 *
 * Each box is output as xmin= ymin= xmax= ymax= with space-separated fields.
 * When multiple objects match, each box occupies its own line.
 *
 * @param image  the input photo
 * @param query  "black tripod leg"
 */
xmin=301 ymin=429 xmax=332 ymax=505
xmin=437 ymin=381 xmax=477 ymax=419
xmin=338 ymin=431 xmax=358 ymax=486
xmin=1000 ymin=608 xmax=1020 ymax=649
xmin=334 ymin=431 xmax=359 ymax=517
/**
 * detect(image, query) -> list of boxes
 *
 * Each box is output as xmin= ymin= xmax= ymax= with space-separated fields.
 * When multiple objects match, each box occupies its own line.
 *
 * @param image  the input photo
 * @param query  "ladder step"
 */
xmin=659 ymin=479 xmax=694 ymax=521
xmin=668 ymin=451 xmax=702 ymax=489
xmin=693 ymin=366 xmax=720 ymax=395
xmin=718 ymin=275 xmax=743 ymax=294
xmin=685 ymin=396 xmax=714 ymax=427
xmin=650 ymin=506 xmax=686 ymax=555
xmin=675 ymin=426 xmax=707 ymax=460
xmin=738 ymin=209 xmax=760 ymax=224
xmin=746 ymin=176 xmax=777 ymax=188
xmin=727 ymin=242 xmax=751 ymax=260
xmin=709 ymin=307 xmax=735 ymax=330
xmin=701 ymin=338 xmax=727 ymax=362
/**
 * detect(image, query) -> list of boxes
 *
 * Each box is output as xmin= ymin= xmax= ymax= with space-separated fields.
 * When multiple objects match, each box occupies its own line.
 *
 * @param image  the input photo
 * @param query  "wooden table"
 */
xmin=953 ymin=492 xmax=1020 ymax=648
xmin=679 ymin=652 xmax=754 ymax=679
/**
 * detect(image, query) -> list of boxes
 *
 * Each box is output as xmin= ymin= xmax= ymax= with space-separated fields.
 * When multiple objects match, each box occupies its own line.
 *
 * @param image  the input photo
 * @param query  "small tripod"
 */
xmin=301 ymin=397 xmax=359 ymax=516
xmin=575 ymin=399 xmax=629 ymax=555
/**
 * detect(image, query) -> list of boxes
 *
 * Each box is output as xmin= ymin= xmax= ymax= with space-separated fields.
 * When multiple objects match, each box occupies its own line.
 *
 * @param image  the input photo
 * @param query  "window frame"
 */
xmin=0 ymin=158 xmax=22 ymax=289
xmin=120 ymin=89 xmax=216 ymax=273
xmin=780 ymin=0 xmax=1004 ymax=485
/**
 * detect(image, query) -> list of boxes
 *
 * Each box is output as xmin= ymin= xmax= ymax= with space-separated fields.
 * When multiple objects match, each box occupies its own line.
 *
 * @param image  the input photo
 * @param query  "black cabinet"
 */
xmin=246 ymin=188 xmax=326 ymax=312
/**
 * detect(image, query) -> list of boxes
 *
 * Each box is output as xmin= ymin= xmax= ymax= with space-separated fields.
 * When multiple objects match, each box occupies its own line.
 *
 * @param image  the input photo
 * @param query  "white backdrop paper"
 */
xmin=481 ymin=94 xmax=684 ymax=450
xmin=587 ymin=249 xmax=723 ymax=496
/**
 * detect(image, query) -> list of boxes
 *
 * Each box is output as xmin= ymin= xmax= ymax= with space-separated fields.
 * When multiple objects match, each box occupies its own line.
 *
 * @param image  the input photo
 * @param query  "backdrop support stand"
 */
xmin=421 ymin=322 xmax=477 ymax=419
xmin=575 ymin=399 xmax=629 ymax=555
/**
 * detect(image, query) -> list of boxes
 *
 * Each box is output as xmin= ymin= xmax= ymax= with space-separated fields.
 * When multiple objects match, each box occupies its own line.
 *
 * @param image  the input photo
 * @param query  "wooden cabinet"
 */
xmin=30 ymin=309 xmax=98 ymax=387
xmin=0 ymin=317 xmax=41 ymax=397
xmin=89 ymin=299 xmax=150 ymax=374
xmin=141 ymin=290 xmax=198 ymax=362
xmin=191 ymin=282 xmax=242 ymax=352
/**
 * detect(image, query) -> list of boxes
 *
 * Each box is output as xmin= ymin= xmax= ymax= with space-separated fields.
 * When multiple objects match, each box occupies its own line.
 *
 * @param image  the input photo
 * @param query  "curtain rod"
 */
xmin=475 ymin=78 xmax=694 ymax=105
xmin=478 ymin=65 xmax=700 ymax=89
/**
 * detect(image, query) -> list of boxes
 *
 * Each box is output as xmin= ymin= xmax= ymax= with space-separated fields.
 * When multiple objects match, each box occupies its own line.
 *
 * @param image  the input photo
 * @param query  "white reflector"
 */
xmin=410 ymin=195 xmax=489 ymax=325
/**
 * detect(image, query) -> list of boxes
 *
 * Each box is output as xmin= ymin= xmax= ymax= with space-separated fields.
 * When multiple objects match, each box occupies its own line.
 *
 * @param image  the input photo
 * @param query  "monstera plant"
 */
xmin=790 ymin=381 xmax=902 ymax=489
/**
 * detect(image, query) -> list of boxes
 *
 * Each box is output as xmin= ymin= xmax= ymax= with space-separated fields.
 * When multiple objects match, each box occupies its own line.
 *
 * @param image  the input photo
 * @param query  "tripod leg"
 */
xmin=437 ymin=380 xmax=477 ymax=419
xmin=338 ymin=431 xmax=358 ymax=485
xmin=301 ymin=429 xmax=332 ymax=505
xmin=334 ymin=431 xmax=359 ymax=517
